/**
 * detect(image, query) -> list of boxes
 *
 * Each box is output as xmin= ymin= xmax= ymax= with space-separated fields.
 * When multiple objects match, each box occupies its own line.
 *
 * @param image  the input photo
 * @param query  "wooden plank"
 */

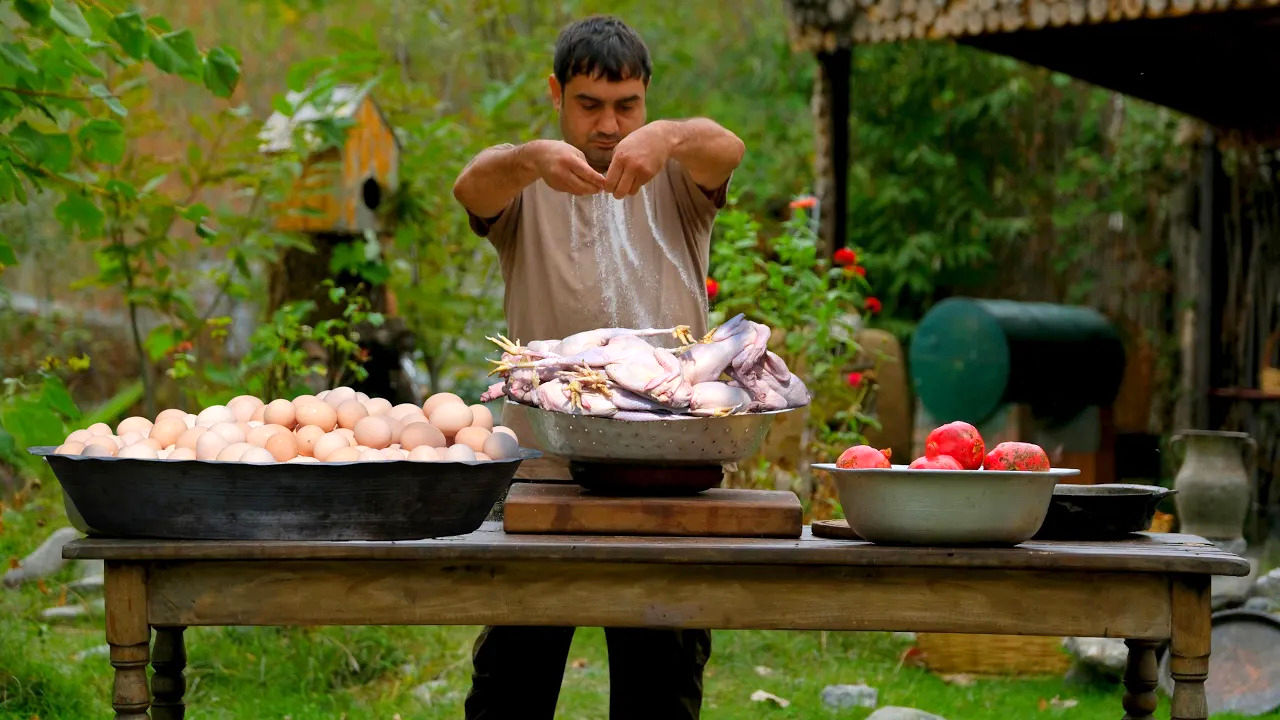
xmin=502 ymin=484 xmax=802 ymax=538
xmin=146 ymin=560 xmax=1172 ymax=638
xmin=63 ymin=527 xmax=1251 ymax=575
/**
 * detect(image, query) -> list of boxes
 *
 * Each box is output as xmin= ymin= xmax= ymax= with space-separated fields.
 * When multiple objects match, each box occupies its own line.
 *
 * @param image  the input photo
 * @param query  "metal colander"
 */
xmin=521 ymin=403 xmax=793 ymax=465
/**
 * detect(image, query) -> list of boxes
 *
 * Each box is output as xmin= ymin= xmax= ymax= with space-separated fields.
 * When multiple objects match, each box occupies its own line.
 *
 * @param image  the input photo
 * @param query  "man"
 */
xmin=452 ymin=14 xmax=744 ymax=720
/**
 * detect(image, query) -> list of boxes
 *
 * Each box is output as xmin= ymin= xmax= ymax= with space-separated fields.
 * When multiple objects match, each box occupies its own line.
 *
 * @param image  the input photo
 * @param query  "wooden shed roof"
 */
xmin=784 ymin=0 xmax=1280 ymax=131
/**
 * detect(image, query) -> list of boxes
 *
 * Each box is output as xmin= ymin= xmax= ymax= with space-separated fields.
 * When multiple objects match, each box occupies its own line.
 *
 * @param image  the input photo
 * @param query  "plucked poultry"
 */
xmin=481 ymin=314 xmax=811 ymax=418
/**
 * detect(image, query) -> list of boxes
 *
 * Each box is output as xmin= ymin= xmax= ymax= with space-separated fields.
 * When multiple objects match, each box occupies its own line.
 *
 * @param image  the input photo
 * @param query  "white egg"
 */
xmin=443 ymin=444 xmax=476 ymax=462
xmin=196 ymin=405 xmax=235 ymax=428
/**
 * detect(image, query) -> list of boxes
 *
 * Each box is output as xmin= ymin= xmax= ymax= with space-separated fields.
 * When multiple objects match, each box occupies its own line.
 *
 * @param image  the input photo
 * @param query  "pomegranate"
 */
xmin=983 ymin=442 xmax=1051 ymax=471
xmin=925 ymin=421 xmax=986 ymax=470
xmin=836 ymin=445 xmax=892 ymax=469
xmin=908 ymin=454 xmax=964 ymax=470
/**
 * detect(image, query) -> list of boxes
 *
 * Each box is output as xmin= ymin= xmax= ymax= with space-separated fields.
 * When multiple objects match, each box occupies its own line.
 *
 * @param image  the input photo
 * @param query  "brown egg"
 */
xmin=240 ymin=446 xmax=276 ymax=464
xmin=336 ymin=400 xmax=369 ymax=430
xmin=454 ymin=426 xmax=492 ymax=454
xmin=111 ymin=435 xmax=126 ymax=449
xmin=293 ymin=394 xmax=317 ymax=405
xmin=492 ymin=426 xmax=518 ymax=442
xmin=119 ymin=444 xmax=159 ymax=459
xmin=119 ymin=431 xmax=146 ymax=448
xmin=216 ymin=442 xmax=252 ymax=462
xmin=388 ymin=403 xmax=421 ymax=420
xmin=176 ymin=426 xmax=208 ymax=452
xmin=155 ymin=408 xmax=187 ymax=425
xmin=210 ymin=422 xmax=246 ymax=444
xmin=483 ymin=431 xmax=520 ymax=460
xmin=87 ymin=422 xmax=113 ymax=436
xmin=250 ymin=405 xmax=265 ymax=423
xmin=324 ymin=446 xmax=361 ymax=463
xmin=195 ymin=433 xmax=230 ymax=461
xmin=150 ymin=418 xmax=187 ymax=448
xmin=353 ymin=416 xmax=393 ymax=449
xmin=264 ymin=431 xmax=298 ymax=462
xmin=116 ymin=416 xmax=153 ymax=437
xmin=312 ymin=432 xmax=350 ymax=462
xmin=263 ymin=399 xmax=296 ymax=429
xmin=140 ymin=438 xmax=164 ymax=451
xmin=423 ymin=392 xmax=465 ymax=417
xmin=168 ymin=447 xmax=196 ymax=460
xmin=429 ymin=403 xmax=474 ymax=440
xmin=294 ymin=425 xmax=325 ymax=457
xmin=399 ymin=422 xmax=447 ymax=450
xmin=407 ymin=446 xmax=441 ymax=462
xmin=443 ymin=444 xmax=477 ymax=462
xmin=66 ymin=429 xmax=93 ymax=444
xmin=324 ymin=386 xmax=357 ymax=408
xmin=82 ymin=441 xmax=116 ymax=457
xmin=469 ymin=404 xmax=494 ymax=430
xmin=364 ymin=397 xmax=393 ymax=416
xmin=335 ymin=428 xmax=357 ymax=445
xmin=55 ymin=441 xmax=85 ymax=455
xmin=227 ymin=395 xmax=264 ymax=423
xmin=358 ymin=448 xmax=384 ymax=462
xmin=196 ymin=405 xmax=235 ymax=428
xmin=247 ymin=423 xmax=287 ymax=447
xmin=294 ymin=401 xmax=337 ymax=431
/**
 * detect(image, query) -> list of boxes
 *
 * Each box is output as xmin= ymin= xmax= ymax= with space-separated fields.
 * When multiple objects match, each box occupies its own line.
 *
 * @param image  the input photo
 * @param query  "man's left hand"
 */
xmin=604 ymin=123 xmax=671 ymax=199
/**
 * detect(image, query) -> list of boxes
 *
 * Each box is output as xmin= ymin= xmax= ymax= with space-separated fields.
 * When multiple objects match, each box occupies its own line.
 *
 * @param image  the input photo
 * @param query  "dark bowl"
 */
xmin=30 ymin=446 xmax=539 ymax=541
xmin=1033 ymin=483 xmax=1175 ymax=540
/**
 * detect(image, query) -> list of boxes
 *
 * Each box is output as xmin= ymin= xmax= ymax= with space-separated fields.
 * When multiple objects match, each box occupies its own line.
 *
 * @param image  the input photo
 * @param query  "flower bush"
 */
xmin=708 ymin=197 xmax=880 ymax=493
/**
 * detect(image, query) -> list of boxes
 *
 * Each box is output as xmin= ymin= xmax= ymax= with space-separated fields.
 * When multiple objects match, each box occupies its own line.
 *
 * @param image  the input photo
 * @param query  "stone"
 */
xmin=2 ymin=527 xmax=81 ymax=588
xmin=821 ymin=683 xmax=878 ymax=709
xmin=39 ymin=599 xmax=104 ymax=621
xmin=1252 ymin=567 xmax=1280 ymax=600
xmin=1243 ymin=596 xmax=1277 ymax=613
xmin=867 ymin=707 xmax=948 ymax=720
xmin=1062 ymin=637 xmax=1128 ymax=678
xmin=68 ymin=574 xmax=104 ymax=594
xmin=892 ymin=631 xmax=917 ymax=642
xmin=73 ymin=644 xmax=110 ymax=662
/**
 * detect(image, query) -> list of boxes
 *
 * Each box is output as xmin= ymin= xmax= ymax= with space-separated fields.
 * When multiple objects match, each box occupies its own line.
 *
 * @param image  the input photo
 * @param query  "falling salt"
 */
xmin=640 ymin=184 xmax=703 ymax=305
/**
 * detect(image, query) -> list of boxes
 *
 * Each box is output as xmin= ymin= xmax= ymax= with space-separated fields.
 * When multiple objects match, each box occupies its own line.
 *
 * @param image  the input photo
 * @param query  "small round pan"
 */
xmin=1033 ymin=483 xmax=1175 ymax=540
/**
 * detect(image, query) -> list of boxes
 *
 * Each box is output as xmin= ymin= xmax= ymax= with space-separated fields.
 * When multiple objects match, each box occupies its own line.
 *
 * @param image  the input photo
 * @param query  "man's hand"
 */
xmin=603 ymin=123 xmax=672 ymax=199
xmin=531 ymin=140 xmax=607 ymax=196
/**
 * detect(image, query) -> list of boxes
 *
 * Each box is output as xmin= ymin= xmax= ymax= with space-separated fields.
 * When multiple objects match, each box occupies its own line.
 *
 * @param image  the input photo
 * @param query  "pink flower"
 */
xmin=846 ymin=371 xmax=864 ymax=387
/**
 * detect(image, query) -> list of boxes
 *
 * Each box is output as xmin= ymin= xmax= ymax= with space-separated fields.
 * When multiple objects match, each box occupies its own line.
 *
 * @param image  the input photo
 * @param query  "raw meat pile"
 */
xmin=480 ymin=314 xmax=811 ymax=419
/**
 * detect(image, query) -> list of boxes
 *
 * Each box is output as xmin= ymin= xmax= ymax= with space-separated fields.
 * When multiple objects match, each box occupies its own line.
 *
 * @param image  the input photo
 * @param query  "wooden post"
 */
xmin=813 ymin=46 xmax=852 ymax=259
xmin=1194 ymin=134 xmax=1218 ymax=429
xmin=1170 ymin=575 xmax=1212 ymax=720
xmin=106 ymin=562 xmax=150 ymax=719
xmin=151 ymin=627 xmax=187 ymax=720
xmin=1122 ymin=639 xmax=1161 ymax=719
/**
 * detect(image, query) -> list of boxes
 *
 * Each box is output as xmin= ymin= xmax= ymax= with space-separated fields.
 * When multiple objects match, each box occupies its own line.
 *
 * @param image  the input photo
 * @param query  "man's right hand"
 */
xmin=529 ymin=140 xmax=607 ymax=196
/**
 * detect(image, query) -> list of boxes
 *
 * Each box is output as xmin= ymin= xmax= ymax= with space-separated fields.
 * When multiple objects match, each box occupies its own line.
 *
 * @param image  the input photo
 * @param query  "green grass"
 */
xmin=3 ymin=480 xmax=1278 ymax=720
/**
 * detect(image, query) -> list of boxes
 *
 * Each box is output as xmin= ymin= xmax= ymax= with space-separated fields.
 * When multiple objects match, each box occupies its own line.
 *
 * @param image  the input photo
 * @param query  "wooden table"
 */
xmin=63 ymin=524 xmax=1250 ymax=720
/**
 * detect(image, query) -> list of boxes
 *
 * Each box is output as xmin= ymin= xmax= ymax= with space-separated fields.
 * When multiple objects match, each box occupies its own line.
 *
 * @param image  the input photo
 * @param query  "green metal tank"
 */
xmin=908 ymin=298 xmax=1126 ymax=425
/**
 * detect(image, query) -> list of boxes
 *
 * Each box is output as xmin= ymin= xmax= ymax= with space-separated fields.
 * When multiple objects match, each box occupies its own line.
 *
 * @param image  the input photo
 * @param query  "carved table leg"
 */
xmin=1170 ymin=575 xmax=1211 ymax=720
xmin=152 ymin=626 xmax=187 ymax=720
xmin=106 ymin=562 xmax=150 ymax=719
xmin=1121 ymin=639 xmax=1160 ymax=719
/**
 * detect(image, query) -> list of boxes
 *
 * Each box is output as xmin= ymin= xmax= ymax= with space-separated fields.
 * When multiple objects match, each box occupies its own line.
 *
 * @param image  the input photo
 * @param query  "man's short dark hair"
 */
xmin=553 ymin=16 xmax=652 ymax=88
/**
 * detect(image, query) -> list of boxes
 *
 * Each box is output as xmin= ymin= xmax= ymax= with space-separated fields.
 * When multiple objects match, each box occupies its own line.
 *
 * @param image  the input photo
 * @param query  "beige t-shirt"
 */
xmin=470 ymin=157 xmax=727 ymax=479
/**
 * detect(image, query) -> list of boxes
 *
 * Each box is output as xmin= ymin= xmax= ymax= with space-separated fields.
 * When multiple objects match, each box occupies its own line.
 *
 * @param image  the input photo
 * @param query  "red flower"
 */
xmin=864 ymin=296 xmax=882 ymax=314
xmin=833 ymin=247 xmax=857 ymax=266
xmin=854 ymin=265 xmax=866 ymax=277
xmin=705 ymin=277 xmax=719 ymax=300
xmin=789 ymin=196 xmax=817 ymax=210
xmin=846 ymin=371 xmax=864 ymax=387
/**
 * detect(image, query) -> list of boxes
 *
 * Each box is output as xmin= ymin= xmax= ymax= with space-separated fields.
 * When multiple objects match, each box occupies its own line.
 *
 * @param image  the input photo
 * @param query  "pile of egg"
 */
xmin=52 ymin=387 xmax=521 ymax=463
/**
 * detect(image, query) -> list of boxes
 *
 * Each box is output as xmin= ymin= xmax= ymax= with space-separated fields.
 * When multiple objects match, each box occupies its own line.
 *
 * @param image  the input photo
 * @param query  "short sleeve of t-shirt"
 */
xmin=467 ymin=191 xmax=523 ymax=250
xmin=665 ymin=158 xmax=730 ymax=240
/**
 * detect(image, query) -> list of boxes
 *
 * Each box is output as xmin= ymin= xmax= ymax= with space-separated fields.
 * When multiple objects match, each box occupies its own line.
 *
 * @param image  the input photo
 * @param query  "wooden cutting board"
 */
xmin=502 ymin=483 xmax=802 ymax=538
xmin=811 ymin=519 xmax=863 ymax=540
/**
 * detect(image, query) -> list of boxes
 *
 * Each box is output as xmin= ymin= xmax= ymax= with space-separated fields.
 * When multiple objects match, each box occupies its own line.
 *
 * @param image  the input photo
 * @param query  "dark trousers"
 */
xmin=464 ymin=625 xmax=711 ymax=720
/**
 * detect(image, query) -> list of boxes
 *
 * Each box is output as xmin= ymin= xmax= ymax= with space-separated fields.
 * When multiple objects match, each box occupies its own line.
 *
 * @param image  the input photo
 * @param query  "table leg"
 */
xmin=1170 ymin=575 xmax=1211 ymax=720
xmin=106 ymin=562 xmax=150 ymax=719
xmin=1121 ymin=639 xmax=1159 ymax=719
xmin=152 ymin=626 xmax=187 ymax=720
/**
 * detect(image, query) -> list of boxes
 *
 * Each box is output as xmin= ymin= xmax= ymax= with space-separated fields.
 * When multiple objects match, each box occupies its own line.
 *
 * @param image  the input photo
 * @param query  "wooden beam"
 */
xmin=814 ymin=47 xmax=852 ymax=258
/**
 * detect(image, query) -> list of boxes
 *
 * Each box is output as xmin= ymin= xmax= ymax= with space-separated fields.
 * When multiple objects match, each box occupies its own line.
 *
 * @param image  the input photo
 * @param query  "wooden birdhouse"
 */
xmin=259 ymin=85 xmax=400 ymax=234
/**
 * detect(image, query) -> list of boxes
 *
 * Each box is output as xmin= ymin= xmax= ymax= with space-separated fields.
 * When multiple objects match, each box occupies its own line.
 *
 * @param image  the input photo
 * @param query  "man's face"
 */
xmin=550 ymin=72 xmax=647 ymax=172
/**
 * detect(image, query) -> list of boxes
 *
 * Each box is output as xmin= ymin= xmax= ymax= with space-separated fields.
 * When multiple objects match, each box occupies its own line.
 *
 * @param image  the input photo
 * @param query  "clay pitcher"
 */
xmin=1172 ymin=430 xmax=1256 ymax=541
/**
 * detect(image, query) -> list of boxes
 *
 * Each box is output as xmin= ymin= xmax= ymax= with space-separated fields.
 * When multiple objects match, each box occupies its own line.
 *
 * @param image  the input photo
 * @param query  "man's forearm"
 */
xmin=655 ymin=118 xmax=745 ymax=191
xmin=452 ymin=142 xmax=544 ymax=219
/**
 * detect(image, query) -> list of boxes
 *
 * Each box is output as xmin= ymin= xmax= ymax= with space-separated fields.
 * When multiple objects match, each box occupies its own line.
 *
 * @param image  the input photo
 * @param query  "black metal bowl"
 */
xmin=29 ymin=446 xmax=539 ymax=541
xmin=1033 ymin=483 xmax=1175 ymax=540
